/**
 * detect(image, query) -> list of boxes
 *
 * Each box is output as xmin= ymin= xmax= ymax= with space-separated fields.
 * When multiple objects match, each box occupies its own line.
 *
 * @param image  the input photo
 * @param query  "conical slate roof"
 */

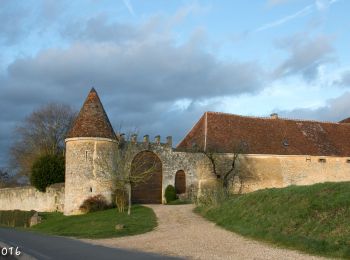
xmin=67 ymin=88 xmax=116 ymax=139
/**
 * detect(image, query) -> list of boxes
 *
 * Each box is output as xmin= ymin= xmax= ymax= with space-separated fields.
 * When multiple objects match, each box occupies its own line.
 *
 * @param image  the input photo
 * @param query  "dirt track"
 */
xmin=84 ymin=204 xmax=326 ymax=260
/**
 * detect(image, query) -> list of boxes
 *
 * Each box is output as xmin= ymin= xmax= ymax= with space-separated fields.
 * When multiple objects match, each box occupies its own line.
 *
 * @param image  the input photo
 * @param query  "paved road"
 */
xmin=0 ymin=228 xmax=180 ymax=260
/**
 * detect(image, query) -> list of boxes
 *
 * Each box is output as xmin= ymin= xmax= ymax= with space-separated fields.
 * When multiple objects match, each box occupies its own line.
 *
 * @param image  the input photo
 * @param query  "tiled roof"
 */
xmin=67 ymin=88 xmax=116 ymax=139
xmin=339 ymin=117 xmax=350 ymax=124
xmin=176 ymin=112 xmax=350 ymax=156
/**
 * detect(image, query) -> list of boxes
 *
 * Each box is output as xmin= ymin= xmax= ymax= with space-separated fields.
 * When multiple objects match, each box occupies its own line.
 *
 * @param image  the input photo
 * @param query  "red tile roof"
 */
xmin=176 ymin=112 xmax=350 ymax=156
xmin=339 ymin=117 xmax=350 ymax=124
xmin=67 ymin=88 xmax=116 ymax=139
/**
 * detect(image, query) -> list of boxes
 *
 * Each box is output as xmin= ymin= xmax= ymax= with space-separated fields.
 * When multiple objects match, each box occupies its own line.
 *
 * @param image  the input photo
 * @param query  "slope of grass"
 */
xmin=30 ymin=205 xmax=157 ymax=238
xmin=196 ymin=182 xmax=350 ymax=259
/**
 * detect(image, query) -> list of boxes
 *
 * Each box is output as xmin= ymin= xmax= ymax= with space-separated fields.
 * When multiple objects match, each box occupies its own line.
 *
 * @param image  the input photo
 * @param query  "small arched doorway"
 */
xmin=131 ymin=151 xmax=162 ymax=204
xmin=175 ymin=170 xmax=186 ymax=194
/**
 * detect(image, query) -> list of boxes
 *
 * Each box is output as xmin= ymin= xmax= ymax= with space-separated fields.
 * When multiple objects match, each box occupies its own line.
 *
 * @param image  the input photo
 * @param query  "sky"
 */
xmin=1 ymin=0 xmax=350 ymax=169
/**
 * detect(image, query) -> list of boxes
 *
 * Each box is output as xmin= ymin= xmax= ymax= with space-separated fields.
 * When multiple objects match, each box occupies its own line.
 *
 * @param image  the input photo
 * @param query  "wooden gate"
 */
xmin=175 ymin=170 xmax=186 ymax=194
xmin=131 ymin=151 xmax=162 ymax=204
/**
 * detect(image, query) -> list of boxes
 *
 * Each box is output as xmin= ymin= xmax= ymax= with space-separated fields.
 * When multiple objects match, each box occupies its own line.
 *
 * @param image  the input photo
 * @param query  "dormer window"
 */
xmin=282 ymin=139 xmax=289 ymax=147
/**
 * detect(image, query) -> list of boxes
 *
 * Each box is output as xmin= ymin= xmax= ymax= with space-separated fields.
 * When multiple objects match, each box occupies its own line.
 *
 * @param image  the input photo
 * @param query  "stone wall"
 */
xmin=205 ymin=153 xmax=350 ymax=193
xmin=0 ymin=183 xmax=64 ymax=212
xmin=129 ymin=138 xmax=215 ymax=202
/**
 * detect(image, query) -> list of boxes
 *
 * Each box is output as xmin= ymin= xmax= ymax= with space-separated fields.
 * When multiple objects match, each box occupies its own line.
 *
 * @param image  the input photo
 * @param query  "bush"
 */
xmin=0 ymin=210 xmax=36 ymax=227
xmin=79 ymin=194 xmax=109 ymax=213
xmin=30 ymin=154 xmax=65 ymax=192
xmin=164 ymin=185 xmax=177 ymax=203
xmin=195 ymin=186 xmax=229 ymax=208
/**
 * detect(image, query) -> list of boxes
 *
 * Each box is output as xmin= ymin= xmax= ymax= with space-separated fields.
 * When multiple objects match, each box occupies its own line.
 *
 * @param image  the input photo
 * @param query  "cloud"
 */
xmin=122 ymin=0 xmax=135 ymax=16
xmin=257 ymin=4 xmax=313 ymax=32
xmin=259 ymin=0 xmax=340 ymax=32
xmin=273 ymin=34 xmax=335 ymax=80
xmin=0 ymin=15 xmax=265 ymax=168
xmin=267 ymin=0 xmax=293 ymax=6
xmin=277 ymin=91 xmax=350 ymax=122
xmin=334 ymin=70 xmax=350 ymax=87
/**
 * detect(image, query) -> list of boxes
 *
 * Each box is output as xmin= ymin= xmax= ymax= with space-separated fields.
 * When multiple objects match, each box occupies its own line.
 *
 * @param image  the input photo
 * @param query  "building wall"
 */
xmin=0 ymin=183 xmax=64 ymax=212
xmin=205 ymin=154 xmax=350 ymax=193
xmin=64 ymin=137 xmax=118 ymax=215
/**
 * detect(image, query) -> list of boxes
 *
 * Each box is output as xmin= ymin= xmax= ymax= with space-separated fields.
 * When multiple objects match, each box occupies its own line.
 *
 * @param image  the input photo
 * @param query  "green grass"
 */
xmin=196 ymin=182 xmax=350 ymax=259
xmin=166 ymin=199 xmax=192 ymax=205
xmin=30 ymin=205 xmax=157 ymax=238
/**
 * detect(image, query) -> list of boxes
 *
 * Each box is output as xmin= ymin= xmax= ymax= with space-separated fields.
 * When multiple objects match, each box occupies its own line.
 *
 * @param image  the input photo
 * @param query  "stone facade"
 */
xmin=0 ymin=183 xmax=64 ymax=212
xmin=64 ymin=137 xmax=118 ymax=215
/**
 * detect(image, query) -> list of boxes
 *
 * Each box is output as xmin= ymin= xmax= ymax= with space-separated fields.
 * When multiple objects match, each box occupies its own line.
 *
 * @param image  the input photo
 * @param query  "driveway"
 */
xmin=85 ymin=204 xmax=326 ymax=260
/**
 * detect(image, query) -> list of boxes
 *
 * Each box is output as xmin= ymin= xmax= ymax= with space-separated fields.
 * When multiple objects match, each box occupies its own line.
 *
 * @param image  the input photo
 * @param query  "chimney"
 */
xmin=155 ymin=135 xmax=161 ymax=144
xmin=270 ymin=113 xmax=278 ymax=119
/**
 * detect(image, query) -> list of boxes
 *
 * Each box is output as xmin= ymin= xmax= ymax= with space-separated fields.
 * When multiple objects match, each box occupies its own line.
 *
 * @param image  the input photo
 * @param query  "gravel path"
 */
xmin=84 ymin=204 xmax=326 ymax=260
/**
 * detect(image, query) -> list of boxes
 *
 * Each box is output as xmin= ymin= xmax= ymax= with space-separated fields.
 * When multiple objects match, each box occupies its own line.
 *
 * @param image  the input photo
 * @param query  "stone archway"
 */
xmin=175 ymin=170 xmax=186 ymax=194
xmin=131 ymin=151 xmax=162 ymax=204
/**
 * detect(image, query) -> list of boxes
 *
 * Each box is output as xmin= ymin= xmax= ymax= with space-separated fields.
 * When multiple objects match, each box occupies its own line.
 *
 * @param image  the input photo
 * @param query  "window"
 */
xmin=306 ymin=156 xmax=311 ymax=162
xmin=89 ymin=187 xmax=92 ymax=193
xmin=346 ymin=159 xmax=350 ymax=163
xmin=85 ymin=150 xmax=89 ymax=161
xmin=318 ymin=158 xmax=326 ymax=163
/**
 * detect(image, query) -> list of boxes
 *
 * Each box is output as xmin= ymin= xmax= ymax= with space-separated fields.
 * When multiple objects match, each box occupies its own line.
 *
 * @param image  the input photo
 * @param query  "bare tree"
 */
xmin=10 ymin=103 xmax=76 ymax=177
xmin=202 ymin=140 xmax=248 ymax=193
xmin=100 ymin=134 xmax=156 ymax=215
xmin=0 ymin=169 xmax=18 ymax=188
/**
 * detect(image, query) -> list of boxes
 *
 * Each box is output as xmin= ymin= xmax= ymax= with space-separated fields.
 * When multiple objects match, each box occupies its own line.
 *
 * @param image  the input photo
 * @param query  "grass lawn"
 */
xmin=196 ymin=182 xmax=350 ymax=259
xmin=29 ymin=205 xmax=157 ymax=239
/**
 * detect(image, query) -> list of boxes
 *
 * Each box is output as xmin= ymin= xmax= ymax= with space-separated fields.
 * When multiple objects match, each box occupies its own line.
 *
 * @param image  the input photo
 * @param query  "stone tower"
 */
xmin=64 ymin=88 xmax=118 ymax=215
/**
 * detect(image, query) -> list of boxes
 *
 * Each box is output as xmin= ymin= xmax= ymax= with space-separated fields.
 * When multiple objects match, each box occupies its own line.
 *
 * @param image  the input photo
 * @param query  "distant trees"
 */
xmin=30 ymin=154 xmax=65 ymax=192
xmin=10 ymin=103 xmax=76 ymax=178
xmin=0 ymin=169 xmax=18 ymax=188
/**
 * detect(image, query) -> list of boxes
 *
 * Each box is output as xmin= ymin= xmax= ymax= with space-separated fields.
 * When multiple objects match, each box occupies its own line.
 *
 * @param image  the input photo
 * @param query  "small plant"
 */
xmin=164 ymin=185 xmax=177 ymax=203
xmin=79 ymin=194 xmax=109 ymax=213
xmin=30 ymin=154 xmax=65 ymax=192
xmin=115 ymin=188 xmax=128 ymax=213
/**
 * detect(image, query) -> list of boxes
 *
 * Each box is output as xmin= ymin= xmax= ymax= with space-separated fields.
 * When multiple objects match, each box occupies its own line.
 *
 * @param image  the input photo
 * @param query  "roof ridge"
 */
xmin=206 ymin=111 xmax=346 ymax=125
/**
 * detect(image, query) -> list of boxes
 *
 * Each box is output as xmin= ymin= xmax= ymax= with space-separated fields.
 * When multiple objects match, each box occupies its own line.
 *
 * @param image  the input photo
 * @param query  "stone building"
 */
xmin=1 ymin=88 xmax=350 ymax=215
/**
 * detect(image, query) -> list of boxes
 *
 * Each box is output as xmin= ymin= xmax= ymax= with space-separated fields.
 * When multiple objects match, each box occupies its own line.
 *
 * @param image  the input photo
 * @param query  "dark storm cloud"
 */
xmin=277 ymin=92 xmax=350 ymax=122
xmin=273 ymin=34 xmax=335 ymax=80
xmin=0 ymin=15 xmax=265 ymax=169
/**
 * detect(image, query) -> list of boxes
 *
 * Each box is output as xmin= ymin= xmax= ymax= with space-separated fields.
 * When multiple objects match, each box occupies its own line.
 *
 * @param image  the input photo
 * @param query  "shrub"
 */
xmin=79 ymin=194 xmax=109 ymax=213
xmin=164 ymin=185 xmax=177 ymax=203
xmin=0 ymin=210 xmax=36 ymax=227
xmin=30 ymin=154 xmax=65 ymax=192
xmin=195 ymin=186 xmax=229 ymax=208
